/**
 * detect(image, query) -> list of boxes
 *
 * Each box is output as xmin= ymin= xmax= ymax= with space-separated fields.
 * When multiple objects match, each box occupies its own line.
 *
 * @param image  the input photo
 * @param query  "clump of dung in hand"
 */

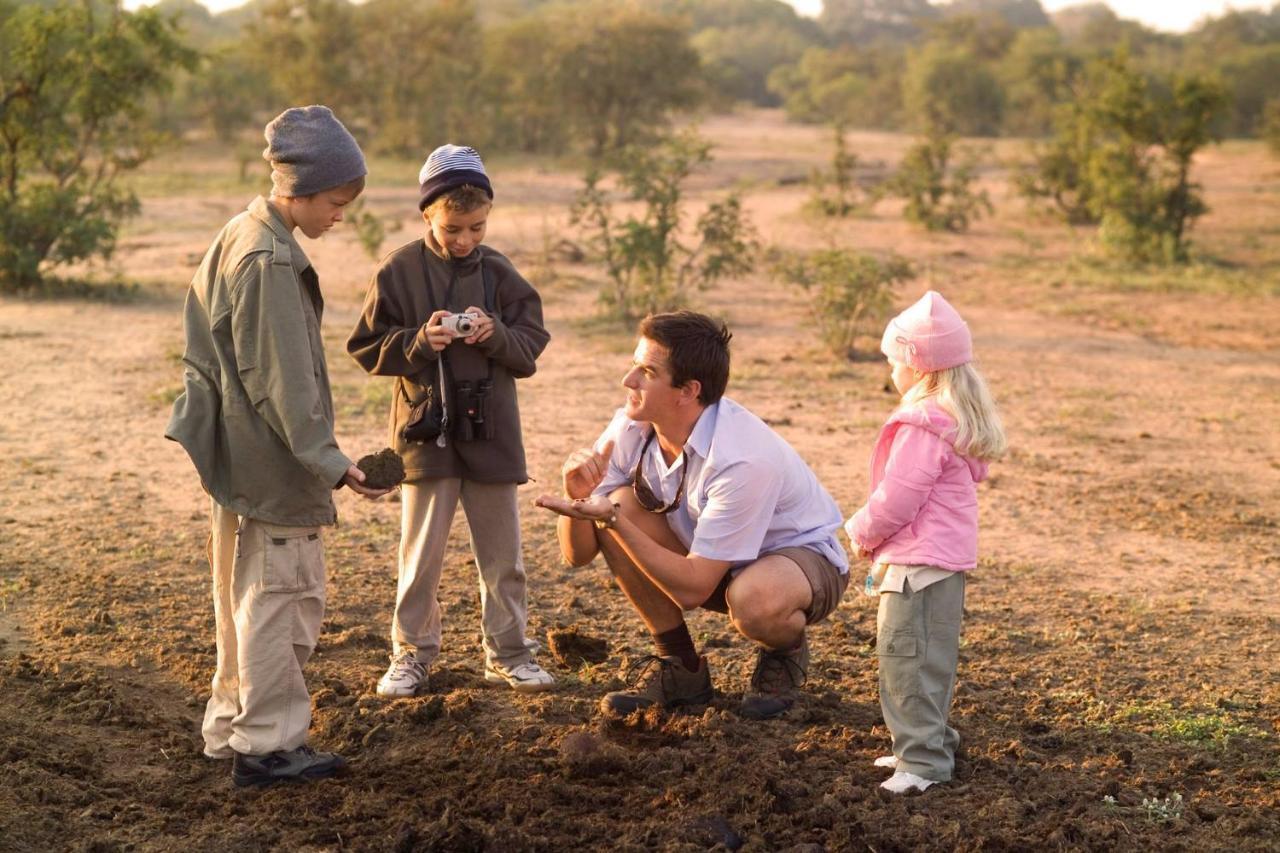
xmin=356 ymin=448 xmax=406 ymax=489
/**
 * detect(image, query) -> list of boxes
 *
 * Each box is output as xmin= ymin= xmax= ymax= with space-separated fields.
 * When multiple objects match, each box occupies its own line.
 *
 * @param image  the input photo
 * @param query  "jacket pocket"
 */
xmin=260 ymin=524 xmax=322 ymax=594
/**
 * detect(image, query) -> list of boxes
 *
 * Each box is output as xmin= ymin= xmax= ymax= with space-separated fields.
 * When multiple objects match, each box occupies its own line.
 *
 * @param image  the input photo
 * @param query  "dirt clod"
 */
xmin=547 ymin=625 xmax=609 ymax=667
xmin=356 ymin=447 xmax=405 ymax=489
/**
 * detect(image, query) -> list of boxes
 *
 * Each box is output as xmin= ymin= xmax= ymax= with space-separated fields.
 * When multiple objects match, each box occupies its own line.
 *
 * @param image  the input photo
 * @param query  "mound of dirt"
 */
xmin=356 ymin=447 xmax=406 ymax=489
xmin=547 ymin=625 xmax=609 ymax=668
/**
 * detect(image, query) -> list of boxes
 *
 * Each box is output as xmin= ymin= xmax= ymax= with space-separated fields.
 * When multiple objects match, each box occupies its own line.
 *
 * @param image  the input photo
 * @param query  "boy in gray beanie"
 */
xmin=167 ymin=105 xmax=391 ymax=788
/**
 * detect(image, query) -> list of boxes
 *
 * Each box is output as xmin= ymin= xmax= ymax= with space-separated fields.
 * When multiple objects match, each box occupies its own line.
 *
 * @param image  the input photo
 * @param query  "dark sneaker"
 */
xmin=232 ymin=745 xmax=347 ymax=788
xmin=739 ymin=634 xmax=809 ymax=720
xmin=600 ymin=654 xmax=713 ymax=718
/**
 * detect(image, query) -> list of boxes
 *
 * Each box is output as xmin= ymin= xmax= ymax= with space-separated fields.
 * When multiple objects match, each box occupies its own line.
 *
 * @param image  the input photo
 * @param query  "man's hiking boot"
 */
xmin=738 ymin=634 xmax=809 ymax=720
xmin=232 ymin=745 xmax=347 ymax=788
xmin=600 ymin=654 xmax=713 ymax=718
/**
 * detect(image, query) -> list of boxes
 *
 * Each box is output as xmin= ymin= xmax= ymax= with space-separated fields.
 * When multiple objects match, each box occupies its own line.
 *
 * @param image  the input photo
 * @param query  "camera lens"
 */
xmin=456 ymin=317 xmax=475 ymax=335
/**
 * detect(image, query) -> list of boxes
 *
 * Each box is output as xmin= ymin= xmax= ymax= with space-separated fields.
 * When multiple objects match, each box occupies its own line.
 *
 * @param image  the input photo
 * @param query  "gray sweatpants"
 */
xmin=392 ymin=478 xmax=536 ymax=668
xmin=876 ymin=572 xmax=965 ymax=782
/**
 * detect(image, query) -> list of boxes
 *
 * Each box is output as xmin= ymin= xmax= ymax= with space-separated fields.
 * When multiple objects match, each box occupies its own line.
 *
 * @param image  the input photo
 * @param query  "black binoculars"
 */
xmin=454 ymin=378 xmax=494 ymax=442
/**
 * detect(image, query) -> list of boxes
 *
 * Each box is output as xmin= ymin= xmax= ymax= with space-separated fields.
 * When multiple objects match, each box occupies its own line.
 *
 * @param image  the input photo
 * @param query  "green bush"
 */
xmin=1015 ymin=99 xmax=1101 ymax=225
xmin=349 ymin=200 xmax=386 ymax=262
xmin=571 ymin=132 xmax=757 ymax=323
xmin=1018 ymin=50 xmax=1228 ymax=263
xmin=1086 ymin=57 xmax=1228 ymax=263
xmin=0 ymin=1 xmax=195 ymax=292
xmin=889 ymin=134 xmax=992 ymax=232
xmin=807 ymin=124 xmax=880 ymax=217
xmin=770 ymin=248 xmax=914 ymax=360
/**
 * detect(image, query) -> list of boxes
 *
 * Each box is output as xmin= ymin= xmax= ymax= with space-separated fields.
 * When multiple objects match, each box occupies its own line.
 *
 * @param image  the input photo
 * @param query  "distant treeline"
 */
xmin=91 ymin=0 xmax=1280 ymax=153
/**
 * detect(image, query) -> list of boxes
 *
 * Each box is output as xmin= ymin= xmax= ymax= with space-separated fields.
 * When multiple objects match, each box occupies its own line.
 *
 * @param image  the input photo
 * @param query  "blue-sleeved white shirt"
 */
xmin=590 ymin=397 xmax=849 ymax=574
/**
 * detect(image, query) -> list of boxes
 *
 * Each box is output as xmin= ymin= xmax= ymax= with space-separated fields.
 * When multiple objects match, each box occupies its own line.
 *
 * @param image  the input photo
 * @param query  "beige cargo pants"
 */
xmin=202 ymin=499 xmax=324 ymax=757
xmin=876 ymin=572 xmax=966 ymax=782
xmin=392 ymin=478 xmax=536 ymax=668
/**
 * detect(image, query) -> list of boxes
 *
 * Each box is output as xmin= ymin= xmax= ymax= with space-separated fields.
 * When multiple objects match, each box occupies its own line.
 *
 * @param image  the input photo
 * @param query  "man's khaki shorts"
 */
xmin=700 ymin=546 xmax=849 ymax=625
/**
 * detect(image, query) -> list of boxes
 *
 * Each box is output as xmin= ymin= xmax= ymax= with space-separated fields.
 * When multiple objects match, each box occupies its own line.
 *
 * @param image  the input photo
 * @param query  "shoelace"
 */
xmin=623 ymin=654 xmax=674 ymax=688
xmin=389 ymin=652 xmax=424 ymax=678
xmin=755 ymin=649 xmax=808 ymax=693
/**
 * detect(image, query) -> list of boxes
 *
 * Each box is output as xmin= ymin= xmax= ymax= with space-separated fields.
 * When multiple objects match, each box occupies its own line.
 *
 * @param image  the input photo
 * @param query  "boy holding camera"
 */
xmin=347 ymin=144 xmax=554 ymax=696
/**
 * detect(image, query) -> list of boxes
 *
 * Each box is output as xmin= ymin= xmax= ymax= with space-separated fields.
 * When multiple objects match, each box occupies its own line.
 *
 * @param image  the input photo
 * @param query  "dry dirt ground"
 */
xmin=1 ymin=110 xmax=1278 ymax=852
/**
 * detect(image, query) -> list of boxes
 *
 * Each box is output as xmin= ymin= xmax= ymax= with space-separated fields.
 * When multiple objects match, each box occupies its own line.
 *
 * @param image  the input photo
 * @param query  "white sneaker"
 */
xmin=484 ymin=660 xmax=555 ymax=693
xmin=377 ymin=651 xmax=428 ymax=697
xmin=873 ymin=755 xmax=898 ymax=769
xmin=880 ymin=770 xmax=936 ymax=794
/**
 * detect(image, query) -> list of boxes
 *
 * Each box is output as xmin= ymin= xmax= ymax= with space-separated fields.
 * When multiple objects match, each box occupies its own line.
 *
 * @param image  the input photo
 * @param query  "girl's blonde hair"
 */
xmin=901 ymin=362 xmax=1007 ymax=461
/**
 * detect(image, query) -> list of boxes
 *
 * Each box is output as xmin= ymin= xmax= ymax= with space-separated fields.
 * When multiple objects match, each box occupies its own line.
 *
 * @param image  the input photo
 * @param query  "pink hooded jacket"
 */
xmin=845 ymin=402 xmax=988 ymax=571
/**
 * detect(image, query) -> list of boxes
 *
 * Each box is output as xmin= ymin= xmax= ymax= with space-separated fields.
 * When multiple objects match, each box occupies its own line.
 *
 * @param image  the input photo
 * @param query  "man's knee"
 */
xmin=725 ymin=560 xmax=810 ymax=635
xmin=726 ymin=577 xmax=789 ymax=636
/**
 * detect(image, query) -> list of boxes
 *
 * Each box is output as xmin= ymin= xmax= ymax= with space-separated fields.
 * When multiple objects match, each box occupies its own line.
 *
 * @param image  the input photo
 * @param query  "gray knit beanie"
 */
xmin=263 ymin=105 xmax=366 ymax=197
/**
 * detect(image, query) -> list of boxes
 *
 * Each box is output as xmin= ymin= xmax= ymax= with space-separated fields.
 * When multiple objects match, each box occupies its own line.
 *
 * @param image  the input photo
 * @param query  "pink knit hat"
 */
xmin=880 ymin=291 xmax=972 ymax=372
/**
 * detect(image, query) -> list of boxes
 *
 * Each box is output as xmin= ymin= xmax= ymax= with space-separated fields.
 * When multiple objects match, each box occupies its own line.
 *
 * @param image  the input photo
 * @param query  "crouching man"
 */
xmin=538 ymin=312 xmax=849 ymax=719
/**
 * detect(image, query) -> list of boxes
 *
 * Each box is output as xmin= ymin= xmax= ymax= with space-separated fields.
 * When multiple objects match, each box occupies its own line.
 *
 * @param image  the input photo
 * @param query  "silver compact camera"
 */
xmin=439 ymin=311 xmax=481 ymax=337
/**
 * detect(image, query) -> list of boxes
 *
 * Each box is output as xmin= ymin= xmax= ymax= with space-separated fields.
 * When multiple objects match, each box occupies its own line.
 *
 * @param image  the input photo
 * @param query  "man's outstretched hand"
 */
xmin=535 ymin=493 xmax=614 ymax=521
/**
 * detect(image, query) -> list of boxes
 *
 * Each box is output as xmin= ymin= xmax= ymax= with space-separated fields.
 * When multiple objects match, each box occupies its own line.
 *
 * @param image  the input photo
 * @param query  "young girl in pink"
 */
xmin=845 ymin=291 xmax=1006 ymax=794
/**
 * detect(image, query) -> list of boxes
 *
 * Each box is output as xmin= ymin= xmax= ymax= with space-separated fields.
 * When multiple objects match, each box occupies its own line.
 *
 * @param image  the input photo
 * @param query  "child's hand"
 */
xmin=342 ymin=464 xmax=394 ymax=499
xmin=857 ymin=546 xmax=873 ymax=560
xmin=423 ymin=310 xmax=455 ymax=352
xmin=460 ymin=305 xmax=495 ymax=346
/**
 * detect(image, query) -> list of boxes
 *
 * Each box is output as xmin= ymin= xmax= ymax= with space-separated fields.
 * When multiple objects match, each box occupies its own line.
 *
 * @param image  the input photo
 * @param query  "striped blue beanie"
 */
xmin=418 ymin=144 xmax=494 ymax=211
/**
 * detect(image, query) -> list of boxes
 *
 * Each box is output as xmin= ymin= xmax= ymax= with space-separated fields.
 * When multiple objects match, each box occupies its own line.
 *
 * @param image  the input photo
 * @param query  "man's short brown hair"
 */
xmin=638 ymin=311 xmax=732 ymax=405
xmin=424 ymin=184 xmax=492 ymax=216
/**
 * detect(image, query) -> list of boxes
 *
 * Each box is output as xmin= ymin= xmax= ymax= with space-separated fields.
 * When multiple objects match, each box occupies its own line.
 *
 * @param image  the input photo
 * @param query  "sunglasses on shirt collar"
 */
xmin=631 ymin=429 xmax=686 ymax=514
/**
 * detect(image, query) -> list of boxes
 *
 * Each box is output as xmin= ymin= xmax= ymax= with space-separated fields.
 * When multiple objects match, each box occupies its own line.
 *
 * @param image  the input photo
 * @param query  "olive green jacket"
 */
xmin=166 ymin=197 xmax=351 ymax=525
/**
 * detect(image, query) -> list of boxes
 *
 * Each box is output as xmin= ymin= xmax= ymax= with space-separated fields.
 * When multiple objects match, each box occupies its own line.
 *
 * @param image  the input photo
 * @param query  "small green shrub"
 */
xmin=808 ymin=124 xmax=879 ymax=218
xmin=770 ymin=247 xmax=914 ymax=360
xmin=888 ymin=134 xmax=991 ymax=233
xmin=571 ymin=131 xmax=757 ymax=323
xmin=349 ymin=200 xmax=386 ymax=262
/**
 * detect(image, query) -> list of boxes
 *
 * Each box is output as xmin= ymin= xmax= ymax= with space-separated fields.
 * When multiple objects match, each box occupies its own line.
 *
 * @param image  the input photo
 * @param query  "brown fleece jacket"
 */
xmin=347 ymin=236 xmax=549 ymax=483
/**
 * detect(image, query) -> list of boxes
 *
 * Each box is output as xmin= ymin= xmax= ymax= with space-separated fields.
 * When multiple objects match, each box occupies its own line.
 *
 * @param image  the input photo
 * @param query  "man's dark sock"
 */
xmin=653 ymin=623 xmax=700 ymax=672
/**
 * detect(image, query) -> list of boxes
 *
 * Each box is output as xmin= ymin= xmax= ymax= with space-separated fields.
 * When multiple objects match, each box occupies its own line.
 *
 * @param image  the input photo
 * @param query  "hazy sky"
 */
xmin=786 ymin=0 xmax=1273 ymax=32
xmin=134 ymin=0 xmax=1275 ymax=35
